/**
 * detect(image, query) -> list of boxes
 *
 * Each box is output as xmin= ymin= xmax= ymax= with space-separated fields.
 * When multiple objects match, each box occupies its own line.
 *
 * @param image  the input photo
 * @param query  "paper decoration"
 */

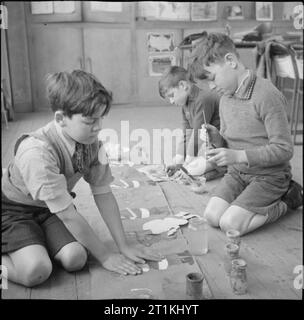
xmin=91 ymin=1 xmax=122 ymax=12
xmin=53 ymin=1 xmax=76 ymax=14
xmin=143 ymin=217 xmax=188 ymax=234
xmin=191 ymin=2 xmax=217 ymax=21
xmin=158 ymin=2 xmax=190 ymax=20
xmin=147 ymin=33 xmax=175 ymax=53
xmin=226 ymin=5 xmax=244 ymax=20
xmin=256 ymin=2 xmax=273 ymax=21
xmin=138 ymin=2 xmax=190 ymax=20
xmin=31 ymin=1 xmax=53 ymax=14
xmin=148 ymin=55 xmax=176 ymax=77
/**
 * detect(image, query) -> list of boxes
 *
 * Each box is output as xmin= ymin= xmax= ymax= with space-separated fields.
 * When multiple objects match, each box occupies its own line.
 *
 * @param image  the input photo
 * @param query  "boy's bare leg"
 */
xmin=219 ymin=205 xmax=268 ymax=235
xmin=2 ymin=244 xmax=52 ymax=287
xmin=54 ymin=241 xmax=87 ymax=272
xmin=204 ymin=196 xmax=230 ymax=227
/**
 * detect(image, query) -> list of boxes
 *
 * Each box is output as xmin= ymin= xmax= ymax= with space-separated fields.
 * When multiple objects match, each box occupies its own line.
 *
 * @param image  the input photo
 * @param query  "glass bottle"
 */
xmin=230 ymin=259 xmax=248 ymax=295
xmin=226 ymin=229 xmax=241 ymax=248
xmin=187 ymin=217 xmax=208 ymax=255
xmin=224 ymin=243 xmax=240 ymax=276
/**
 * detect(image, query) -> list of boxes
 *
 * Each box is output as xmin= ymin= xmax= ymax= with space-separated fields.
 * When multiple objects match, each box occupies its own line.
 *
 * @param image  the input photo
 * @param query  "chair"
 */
xmin=1 ymin=79 xmax=14 ymax=129
xmin=1 ymin=87 xmax=9 ymax=129
xmin=273 ymin=44 xmax=303 ymax=145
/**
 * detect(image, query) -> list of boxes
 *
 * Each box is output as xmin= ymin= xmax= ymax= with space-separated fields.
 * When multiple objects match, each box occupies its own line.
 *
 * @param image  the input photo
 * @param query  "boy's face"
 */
xmin=165 ymin=81 xmax=190 ymax=106
xmin=203 ymin=54 xmax=239 ymax=95
xmin=58 ymin=107 xmax=104 ymax=144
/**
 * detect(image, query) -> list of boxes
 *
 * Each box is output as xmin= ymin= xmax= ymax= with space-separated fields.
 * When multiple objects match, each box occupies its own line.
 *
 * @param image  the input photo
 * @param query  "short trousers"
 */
xmin=211 ymin=166 xmax=292 ymax=222
xmin=2 ymin=192 xmax=76 ymax=258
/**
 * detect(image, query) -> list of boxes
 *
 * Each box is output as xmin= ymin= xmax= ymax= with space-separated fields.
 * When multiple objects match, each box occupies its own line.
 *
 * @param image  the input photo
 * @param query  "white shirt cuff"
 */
xmin=46 ymin=192 xmax=73 ymax=213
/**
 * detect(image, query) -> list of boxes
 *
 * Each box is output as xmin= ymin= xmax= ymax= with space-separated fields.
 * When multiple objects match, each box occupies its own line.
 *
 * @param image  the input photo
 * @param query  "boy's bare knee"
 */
xmin=204 ymin=208 xmax=221 ymax=227
xmin=219 ymin=214 xmax=241 ymax=233
xmin=20 ymin=258 xmax=52 ymax=287
xmin=58 ymin=242 xmax=87 ymax=272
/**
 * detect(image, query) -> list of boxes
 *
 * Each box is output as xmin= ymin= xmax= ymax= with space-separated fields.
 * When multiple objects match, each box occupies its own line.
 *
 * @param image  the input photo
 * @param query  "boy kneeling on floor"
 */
xmin=1 ymin=70 xmax=162 ymax=287
xmin=189 ymin=32 xmax=303 ymax=235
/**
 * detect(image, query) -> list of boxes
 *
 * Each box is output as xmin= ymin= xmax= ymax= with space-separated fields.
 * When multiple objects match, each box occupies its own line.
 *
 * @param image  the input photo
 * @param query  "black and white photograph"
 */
xmin=1 ymin=1 xmax=303 ymax=307
xmin=256 ymin=2 xmax=273 ymax=21
xmin=226 ymin=5 xmax=244 ymax=20
xmin=191 ymin=2 xmax=217 ymax=21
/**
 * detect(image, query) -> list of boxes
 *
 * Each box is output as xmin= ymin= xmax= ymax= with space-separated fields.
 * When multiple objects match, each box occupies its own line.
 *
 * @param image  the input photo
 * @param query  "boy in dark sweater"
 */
xmin=189 ymin=32 xmax=302 ymax=235
xmin=158 ymin=66 xmax=224 ymax=178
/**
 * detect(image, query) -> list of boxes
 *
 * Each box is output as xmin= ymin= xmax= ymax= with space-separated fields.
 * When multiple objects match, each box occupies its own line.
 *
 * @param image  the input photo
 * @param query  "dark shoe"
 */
xmin=282 ymin=180 xmax=303 ymax=210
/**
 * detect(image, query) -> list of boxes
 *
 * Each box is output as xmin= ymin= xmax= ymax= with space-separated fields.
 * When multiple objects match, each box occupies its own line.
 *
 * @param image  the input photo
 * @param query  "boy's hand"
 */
xmin=201 ymin=124 xmax=221 ymax=146
xmin=166 ymin=164 xmax=183 ymax=177
xmin=101 ymin=253 xmax=143 ymax=276
xmin=120 ymin=244 xmax=164 ymax=264
xmin=206 ymin=148 xmax=248 ymax=166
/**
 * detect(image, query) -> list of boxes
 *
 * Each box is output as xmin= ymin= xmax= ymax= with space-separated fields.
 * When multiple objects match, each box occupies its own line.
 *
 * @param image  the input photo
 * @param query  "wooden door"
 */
xmin=28 ymin=25 xmax=83 ymax=110
xmin=83 ymin=28 xmax=133 ymax=104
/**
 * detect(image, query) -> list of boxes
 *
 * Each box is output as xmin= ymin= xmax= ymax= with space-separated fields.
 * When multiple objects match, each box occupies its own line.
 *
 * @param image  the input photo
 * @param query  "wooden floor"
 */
xmin=1 ymin=109 xmax=303 ymax=300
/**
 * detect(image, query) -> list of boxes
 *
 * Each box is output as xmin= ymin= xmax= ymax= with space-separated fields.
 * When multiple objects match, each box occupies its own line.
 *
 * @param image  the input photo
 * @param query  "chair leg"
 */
xmin=289 ymin=78 xmax=298 ymax=135
xmin=293 ymin=83 xmax=303 ymax=146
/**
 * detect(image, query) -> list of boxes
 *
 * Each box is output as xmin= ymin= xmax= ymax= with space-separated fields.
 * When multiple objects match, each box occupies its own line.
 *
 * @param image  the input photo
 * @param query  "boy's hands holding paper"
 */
xmin=101 ymin=245 xmax=163 ymax=276
xmin=200 ymin=124 xmax=248 ymax=166
xmin=200 ymin=124 xmax=222 ymax=147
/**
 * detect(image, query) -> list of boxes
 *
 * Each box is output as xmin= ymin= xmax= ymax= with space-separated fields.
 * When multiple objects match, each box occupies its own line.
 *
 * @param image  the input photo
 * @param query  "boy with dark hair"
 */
xmin=2 ymin=70 xmax=161 ymax=287
xmin=159 ymin=65 xmax=224 ymax=178
xmin=189 ymin=32 xmax=302 ymax=235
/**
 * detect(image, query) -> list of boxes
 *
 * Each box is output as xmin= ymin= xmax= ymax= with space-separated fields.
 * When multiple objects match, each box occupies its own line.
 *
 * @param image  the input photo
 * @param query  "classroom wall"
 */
xmin=4 ymin=2 xmax=302 ymax=112
xmin=5 ymin=1 xmax=32 ymax=112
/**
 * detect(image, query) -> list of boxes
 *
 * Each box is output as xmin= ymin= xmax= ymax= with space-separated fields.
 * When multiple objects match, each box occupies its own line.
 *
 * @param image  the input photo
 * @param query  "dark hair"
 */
xmin=158 ymin=66 xmax=190 ymax=99
xmin=189 ymin=32 xmax=240 ymax=80
xmin=45 ymin=70 xmax=112 ymax=118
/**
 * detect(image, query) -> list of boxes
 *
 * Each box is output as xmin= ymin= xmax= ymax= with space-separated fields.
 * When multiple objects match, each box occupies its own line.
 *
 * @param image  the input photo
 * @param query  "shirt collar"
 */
xmin=187 ymin=84 xmax=200 ymax=104
xmin=54 ymin=120 xmax=75 ymax=156
xmin=233 ymin=69 xmax=257 ymax=100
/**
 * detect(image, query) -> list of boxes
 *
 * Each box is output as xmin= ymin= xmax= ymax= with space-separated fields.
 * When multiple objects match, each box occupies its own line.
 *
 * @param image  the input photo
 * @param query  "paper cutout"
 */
xmin=158 ymin=258 xmax=169 ymax=270
xmin=147 ymin=33 xmax=175 ymax=52
xmin=147 ymin=251 xmax=194 ymax=270
xmin=148 ymin=55 xmax=176 ymax=77
xmin=143 ymin=217 xmax=188 ymax=234
xmin=137 ymin=165 xmax=169 ymax=182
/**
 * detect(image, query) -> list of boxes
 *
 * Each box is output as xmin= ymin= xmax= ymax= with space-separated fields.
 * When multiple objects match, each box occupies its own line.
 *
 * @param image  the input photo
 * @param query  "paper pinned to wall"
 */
xmin=147 ymin=33 xmax=175 ymax=53
xmin=158 ymin=2 xmax=190 ymax=20
xmin=138 ymin=2 xmax=190 ymax=20
xmin=53 ymin=1 xmax=76 ymax=14
xmin=148 ymin=55 xmax=176 ymax=77
xmin=191 ymin=2 xmax=218 ymax=21
xmin=31 ymin=1 xmax=53 ymax=14
xmin=91 ymin=1 xmax=122 ymax=12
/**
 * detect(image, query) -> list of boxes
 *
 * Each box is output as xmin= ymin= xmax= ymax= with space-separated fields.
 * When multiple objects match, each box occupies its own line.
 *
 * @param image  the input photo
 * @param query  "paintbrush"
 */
xmin=202 ymin=110 xmax=216 ymax=155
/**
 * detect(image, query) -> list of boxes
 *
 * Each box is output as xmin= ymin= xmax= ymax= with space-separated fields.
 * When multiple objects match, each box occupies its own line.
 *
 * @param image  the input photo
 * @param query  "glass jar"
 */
xmin=224 ymin=243 xmax=240 ymax=276
xmin=230 ymin=259 xmax=248 ymax=295
xmin=226 ymin=229 xmax=241 ymax=248
xmin=187 ymin=217 xmax=208 ymax=255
